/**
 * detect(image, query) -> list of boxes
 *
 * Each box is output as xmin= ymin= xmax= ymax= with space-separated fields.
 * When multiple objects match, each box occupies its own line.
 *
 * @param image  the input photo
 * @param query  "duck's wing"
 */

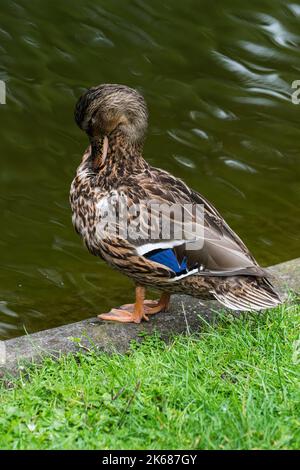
xmin=113 ymin=167 xmax=267 ymax=279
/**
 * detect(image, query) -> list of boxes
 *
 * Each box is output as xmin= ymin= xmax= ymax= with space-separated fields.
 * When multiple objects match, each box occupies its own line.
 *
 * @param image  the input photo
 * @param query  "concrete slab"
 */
xmin=1 ymin=258 xmax=299 ymax=374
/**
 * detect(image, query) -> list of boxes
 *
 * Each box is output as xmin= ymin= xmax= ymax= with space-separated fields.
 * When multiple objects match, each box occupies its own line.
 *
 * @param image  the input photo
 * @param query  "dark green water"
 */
xmin=0 ymin=0 xmax=299 ymax=339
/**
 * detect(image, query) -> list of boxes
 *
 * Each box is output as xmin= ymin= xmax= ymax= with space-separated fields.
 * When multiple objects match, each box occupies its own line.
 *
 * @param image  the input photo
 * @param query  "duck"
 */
xmin=70 ymin=83 xmax=282 ymax=323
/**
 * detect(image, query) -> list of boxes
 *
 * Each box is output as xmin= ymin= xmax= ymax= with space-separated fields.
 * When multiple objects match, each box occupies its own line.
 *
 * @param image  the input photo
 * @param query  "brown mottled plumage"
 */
xmin=70 ymin=84 xmax=282 ymax=323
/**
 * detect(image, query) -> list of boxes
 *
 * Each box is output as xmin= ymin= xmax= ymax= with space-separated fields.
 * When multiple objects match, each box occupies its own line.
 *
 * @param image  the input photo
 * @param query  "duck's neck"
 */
xmin=89 ymin=127 xmax=148 ymax=181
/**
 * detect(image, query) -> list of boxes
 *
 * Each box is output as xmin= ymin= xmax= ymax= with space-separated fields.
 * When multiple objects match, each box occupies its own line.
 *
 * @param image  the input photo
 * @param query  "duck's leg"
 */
xmin=118 ymin=292 xmax=171 ymax=315
xmin=144 ymin=292 xmax=170 ymax=315
xmin=98 ymin=285 xmax=149 ymax=323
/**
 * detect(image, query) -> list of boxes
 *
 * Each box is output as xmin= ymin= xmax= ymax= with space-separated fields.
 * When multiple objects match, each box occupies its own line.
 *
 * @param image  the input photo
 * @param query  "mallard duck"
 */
xmin=70 ymin=84 xmax=282 ymax=323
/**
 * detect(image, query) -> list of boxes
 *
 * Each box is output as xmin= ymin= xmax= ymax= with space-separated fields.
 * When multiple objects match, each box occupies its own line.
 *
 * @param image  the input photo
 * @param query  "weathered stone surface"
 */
xmin=1 ymin=258 xmax=299 ymax=374
xmin=268 ymin=257 xmax=300 ymax=292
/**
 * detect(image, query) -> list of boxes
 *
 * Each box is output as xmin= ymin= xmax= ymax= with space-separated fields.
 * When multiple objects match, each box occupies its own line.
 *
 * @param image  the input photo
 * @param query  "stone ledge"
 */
xmin=1 ymin=258 xmax=299 ymax=374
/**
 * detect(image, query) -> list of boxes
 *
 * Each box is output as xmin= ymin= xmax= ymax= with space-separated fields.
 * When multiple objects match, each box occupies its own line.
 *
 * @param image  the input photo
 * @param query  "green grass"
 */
xmin=0 ymin=300 xmax=299 ymax=450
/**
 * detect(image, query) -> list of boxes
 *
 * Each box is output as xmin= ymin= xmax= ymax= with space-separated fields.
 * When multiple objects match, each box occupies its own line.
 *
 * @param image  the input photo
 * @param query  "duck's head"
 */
xmin=75 ymin=84 xmax=148 ymax=143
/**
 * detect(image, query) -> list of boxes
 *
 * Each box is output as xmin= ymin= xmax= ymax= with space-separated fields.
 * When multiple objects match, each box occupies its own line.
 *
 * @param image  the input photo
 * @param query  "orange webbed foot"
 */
xmin=98 ymin=308 xmax=149 ymax=323
xmin=118 ymin=299 xmax=159 ymax=312
xmin=144 ymin=293 xmax=171 ymax=315
xmin=98 ymin=288 xmax=170 ymax=324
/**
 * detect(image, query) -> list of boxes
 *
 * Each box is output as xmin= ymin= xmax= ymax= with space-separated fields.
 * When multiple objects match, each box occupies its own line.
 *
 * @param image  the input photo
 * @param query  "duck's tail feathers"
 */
xmin=211 ymin=277 xmax=283 ymax=311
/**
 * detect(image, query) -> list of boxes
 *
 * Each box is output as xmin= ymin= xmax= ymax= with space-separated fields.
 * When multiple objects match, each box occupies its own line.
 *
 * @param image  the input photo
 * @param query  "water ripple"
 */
xmin=0 ymin=0 xmax=299 ymax=338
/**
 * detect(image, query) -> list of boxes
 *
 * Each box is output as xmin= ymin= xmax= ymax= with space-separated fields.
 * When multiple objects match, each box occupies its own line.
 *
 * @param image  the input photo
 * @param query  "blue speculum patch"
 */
xmin=145 ymin=248 xmax=188 ymax=275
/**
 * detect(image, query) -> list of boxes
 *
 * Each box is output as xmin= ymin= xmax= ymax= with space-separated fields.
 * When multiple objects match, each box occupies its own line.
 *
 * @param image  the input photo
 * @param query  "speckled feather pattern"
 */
xmin=70 ymin=84 xmax=282 ymax=311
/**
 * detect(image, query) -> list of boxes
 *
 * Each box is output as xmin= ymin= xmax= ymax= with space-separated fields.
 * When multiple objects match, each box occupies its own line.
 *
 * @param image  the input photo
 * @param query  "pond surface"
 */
xmin=0 ymin=0 xmax=300 ymax=339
